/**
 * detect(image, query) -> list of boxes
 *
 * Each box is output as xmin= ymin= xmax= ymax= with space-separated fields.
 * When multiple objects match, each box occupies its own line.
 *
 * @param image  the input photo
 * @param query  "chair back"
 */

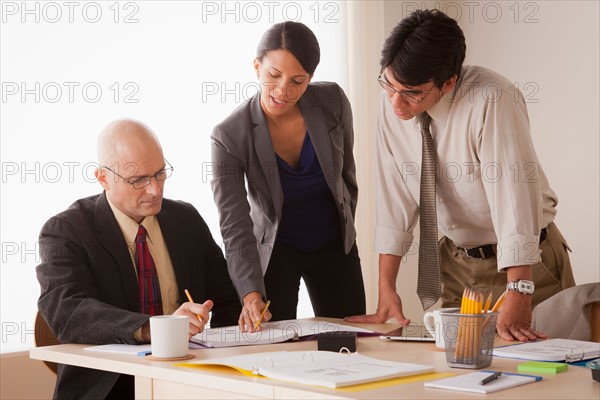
xmin=592 ymin=301 xmax=600 ymax=342
xmin=34 ymin=311 xmax=60 ymax=374
xmin=532 ymin=283 xmax=600 ymax=341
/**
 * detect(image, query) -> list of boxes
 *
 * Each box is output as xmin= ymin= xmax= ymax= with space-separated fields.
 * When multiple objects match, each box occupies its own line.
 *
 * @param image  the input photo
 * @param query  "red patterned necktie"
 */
xmin=135 ymin=225 xmax=163 ymax=315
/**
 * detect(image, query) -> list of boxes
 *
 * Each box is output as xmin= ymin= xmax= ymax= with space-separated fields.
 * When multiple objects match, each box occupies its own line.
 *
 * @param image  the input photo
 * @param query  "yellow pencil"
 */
xmin=254 ymin=300 xmax=271 ymax=330
xmin=460 ymin=288 xmax=467 ymax=313
xmin=483 ymin=292 xmax=492 ymax=313
xmin=491 ymin=289 xmax=507 ymax=312
xmin=184 ymin=289 xmax=204 ymax=324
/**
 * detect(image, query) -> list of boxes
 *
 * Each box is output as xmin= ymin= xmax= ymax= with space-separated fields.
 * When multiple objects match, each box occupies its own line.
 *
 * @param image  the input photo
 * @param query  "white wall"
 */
xmin=1 ymin=0 xmax=350 ymax=352
xmin=370 ymin=0 xmax=599 ymax=324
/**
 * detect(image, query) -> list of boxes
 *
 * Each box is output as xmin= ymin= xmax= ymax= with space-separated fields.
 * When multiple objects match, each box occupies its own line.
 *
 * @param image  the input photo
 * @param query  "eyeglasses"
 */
xmin=103 ymin=160 xmax=174 ymax=189
xmin=377 ymin=71 xmax=430 ymax=104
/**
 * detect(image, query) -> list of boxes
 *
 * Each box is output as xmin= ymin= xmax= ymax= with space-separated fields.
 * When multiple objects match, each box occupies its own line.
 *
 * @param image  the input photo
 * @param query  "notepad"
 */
xmin=518 ymin=361 xmax=568 ymax=374
xmin=425 ymin=371 xmax=541 ymax=394
xmin=493 ymin=338 xmax=600 ymax=362
xmin=179 ymin=350 xmax=433 ymax=388
xmin=191 ymin=319 xmax=376 ymax=348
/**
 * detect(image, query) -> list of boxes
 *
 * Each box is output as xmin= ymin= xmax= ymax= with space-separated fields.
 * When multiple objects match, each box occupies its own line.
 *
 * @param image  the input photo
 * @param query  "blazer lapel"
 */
xmin=250 ymin=96 xmax=283 ymax=218
xmin=93 ymin=193 xmax=139 ymax=311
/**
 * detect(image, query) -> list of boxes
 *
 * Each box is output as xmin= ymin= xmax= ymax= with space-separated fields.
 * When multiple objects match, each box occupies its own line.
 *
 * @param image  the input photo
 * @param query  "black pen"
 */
xmin=479 ymin=371 xmax=502 ymax=385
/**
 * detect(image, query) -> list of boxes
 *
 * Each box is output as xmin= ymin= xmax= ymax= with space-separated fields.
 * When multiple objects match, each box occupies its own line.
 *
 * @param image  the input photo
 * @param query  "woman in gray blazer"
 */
xmin=211 ymin=21 xmax=366 ymax=331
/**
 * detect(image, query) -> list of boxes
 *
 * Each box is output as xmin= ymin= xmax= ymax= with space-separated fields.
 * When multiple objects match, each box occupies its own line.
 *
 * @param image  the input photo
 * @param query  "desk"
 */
xmin=30 ymin=319 xmax=599 ymax=399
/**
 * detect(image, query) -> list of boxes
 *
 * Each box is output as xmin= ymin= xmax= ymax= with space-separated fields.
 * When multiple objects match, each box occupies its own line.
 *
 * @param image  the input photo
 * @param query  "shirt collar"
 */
xmin=106 ymin=196 xmax=157 ymax=245
xmin=425 ymin=67 xmax=466 ymax=126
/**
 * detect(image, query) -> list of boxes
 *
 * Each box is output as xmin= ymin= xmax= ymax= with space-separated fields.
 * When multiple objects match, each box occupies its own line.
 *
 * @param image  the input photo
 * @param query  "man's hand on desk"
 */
xmin=345 ymin=287 xmax=411 ymax=325
xmin=496 ymin=291 xmax=547 ymax=342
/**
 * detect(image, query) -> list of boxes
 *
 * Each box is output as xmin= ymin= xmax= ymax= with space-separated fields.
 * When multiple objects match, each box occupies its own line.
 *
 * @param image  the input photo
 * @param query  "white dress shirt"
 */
xmin=375 ymin=65 xmax=558 ymax=270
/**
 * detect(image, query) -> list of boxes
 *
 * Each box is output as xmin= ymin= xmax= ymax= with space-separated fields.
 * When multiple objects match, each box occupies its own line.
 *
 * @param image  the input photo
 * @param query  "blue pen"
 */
xmin=479 ymin=371 xmax=502 ymax=385
xmin=481 ymin=370 xmax=543 ymax=382
xmin=137 ymin=349 xmax=152 ymax=356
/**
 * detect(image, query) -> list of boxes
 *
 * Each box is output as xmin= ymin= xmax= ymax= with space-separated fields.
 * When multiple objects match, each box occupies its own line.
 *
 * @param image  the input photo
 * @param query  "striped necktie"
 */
xmin=135 ymin=225 xmax=163 ymax=315
xmin=416 ymin=112 xmax=441 ymax=310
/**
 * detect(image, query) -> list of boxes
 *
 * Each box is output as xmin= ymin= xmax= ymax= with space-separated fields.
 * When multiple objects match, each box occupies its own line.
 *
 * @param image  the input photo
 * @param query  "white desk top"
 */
xmin=30 ymin=319 xmax=599 ymax=399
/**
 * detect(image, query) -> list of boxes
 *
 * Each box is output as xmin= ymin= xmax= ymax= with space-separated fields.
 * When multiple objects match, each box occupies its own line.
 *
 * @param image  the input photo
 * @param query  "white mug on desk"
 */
xmin=150 ymin=315 xmax=189 ymax=358
xmin=423 ymin=307 xmax=460 ymax=349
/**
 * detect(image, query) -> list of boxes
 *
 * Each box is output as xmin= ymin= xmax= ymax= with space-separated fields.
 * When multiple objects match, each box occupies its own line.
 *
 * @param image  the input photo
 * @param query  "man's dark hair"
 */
xmin=381 ymin=9 xmax=466 ymax=88
xmin=257 ymin=21 xmax=321 ymax=75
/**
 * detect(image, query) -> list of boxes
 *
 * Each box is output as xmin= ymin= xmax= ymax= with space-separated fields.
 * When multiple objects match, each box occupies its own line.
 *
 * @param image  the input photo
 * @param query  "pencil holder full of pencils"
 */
xmin=440 ymin=311 xmax=498 ymax=369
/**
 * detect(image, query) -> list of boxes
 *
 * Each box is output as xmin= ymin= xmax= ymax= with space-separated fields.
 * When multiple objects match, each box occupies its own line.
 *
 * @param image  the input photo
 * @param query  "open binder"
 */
xmin=191 ymin=319 xmax=376 ymax=348
xmin=493 ymin=338 xmax=600 ymax=362
xmin=179 ymin=350 xmax=433 ymax=388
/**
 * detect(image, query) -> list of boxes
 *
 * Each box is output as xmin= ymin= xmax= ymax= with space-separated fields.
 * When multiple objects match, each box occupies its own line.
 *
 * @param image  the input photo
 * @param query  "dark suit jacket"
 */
xmin=36 ymin=192 xmax=240 ymax=400
xmin=211 ymin=82 xmax=358 ymax=300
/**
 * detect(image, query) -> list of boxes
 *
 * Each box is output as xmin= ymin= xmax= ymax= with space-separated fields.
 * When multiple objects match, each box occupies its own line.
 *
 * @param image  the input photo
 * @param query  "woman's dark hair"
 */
xmin=381 ymin=9 xmax=466 ymax=88
xmin=257 ymin=21 xmax=320 ymax=75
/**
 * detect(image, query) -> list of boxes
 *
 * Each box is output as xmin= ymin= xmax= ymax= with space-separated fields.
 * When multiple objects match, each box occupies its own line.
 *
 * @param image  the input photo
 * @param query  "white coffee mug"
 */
xmin=423 ymin=307 xmax=460 ymax=349
xmin=150 ymin=315 xmax=189 ymax=358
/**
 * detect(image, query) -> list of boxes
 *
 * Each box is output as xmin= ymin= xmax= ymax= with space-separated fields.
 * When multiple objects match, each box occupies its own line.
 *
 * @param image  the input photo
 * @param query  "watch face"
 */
xmin=517 ymin=280 xmax=535 ymax=294
xmin=508 ymin=280 xmax=535 ymax=294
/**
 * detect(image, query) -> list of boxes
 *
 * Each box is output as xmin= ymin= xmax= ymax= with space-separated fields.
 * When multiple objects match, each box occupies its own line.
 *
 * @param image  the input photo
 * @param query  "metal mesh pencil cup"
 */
xmin=440 ymin=311 xmax=498 ymax=369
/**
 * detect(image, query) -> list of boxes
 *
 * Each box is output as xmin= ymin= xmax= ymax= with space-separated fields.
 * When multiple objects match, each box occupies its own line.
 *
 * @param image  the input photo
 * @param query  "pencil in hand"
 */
xmin=254 ymin=300 xmax=271 ymax=330
xmin=184 ymin=289 xmax=204 ymax=324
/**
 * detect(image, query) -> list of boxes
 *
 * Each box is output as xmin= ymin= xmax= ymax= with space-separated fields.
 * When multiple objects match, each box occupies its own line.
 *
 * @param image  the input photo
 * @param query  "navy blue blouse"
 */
xmin=275 ymin=133 xmax=341 ymax=252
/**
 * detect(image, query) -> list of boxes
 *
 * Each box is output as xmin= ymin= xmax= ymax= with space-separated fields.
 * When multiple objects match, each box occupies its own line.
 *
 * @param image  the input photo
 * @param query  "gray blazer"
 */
xmin=211 ymin=82 xmax=358 ymax=300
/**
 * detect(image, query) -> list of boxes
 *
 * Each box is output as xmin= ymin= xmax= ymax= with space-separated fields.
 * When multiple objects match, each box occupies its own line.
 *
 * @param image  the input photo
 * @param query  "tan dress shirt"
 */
xmin=375 ymin=65 xmax=558 ymax=270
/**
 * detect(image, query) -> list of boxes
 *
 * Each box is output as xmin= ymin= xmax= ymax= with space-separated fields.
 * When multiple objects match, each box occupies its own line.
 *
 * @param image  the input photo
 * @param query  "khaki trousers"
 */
xmin=440 ymin=222 xmax=576 ymax=309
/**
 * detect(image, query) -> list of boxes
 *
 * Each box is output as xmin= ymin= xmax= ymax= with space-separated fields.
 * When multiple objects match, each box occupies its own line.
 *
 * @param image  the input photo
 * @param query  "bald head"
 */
xmin=97 ymin=119 xmax=162 ymax=167
xmin=96 ymin=119 xmax=167 ymax=223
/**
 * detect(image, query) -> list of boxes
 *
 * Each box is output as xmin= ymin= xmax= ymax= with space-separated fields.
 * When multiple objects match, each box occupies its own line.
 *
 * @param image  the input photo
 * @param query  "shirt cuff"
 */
xmin=133 ymin=327 xmax=144 ymax=344
xmin=374 ymin=226 xmax=415 ymax=257
xmin=496 ymin=234 xmax=541 ymax=270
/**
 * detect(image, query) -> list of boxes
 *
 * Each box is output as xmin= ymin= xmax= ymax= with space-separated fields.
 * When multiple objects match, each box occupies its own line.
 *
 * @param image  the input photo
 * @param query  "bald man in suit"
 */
xmin=36 ymin=120 xmax=240 ymax=399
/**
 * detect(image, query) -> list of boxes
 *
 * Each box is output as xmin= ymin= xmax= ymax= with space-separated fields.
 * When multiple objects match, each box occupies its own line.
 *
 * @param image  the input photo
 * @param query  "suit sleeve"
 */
xmin=36 ymin=216 xmax=148 ymax=345
xmin=210 ymin=127 xmax=266 ymax=301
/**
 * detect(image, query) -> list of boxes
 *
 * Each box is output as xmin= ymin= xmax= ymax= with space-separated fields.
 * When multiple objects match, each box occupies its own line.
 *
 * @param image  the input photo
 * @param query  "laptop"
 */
xmin=379 ymin=323 xmax=435 ymax=342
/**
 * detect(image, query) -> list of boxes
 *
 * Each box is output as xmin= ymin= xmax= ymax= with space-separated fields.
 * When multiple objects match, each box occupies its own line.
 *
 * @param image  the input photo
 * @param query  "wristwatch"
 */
xmin=506 ymin=279 xmax=535 ymax=295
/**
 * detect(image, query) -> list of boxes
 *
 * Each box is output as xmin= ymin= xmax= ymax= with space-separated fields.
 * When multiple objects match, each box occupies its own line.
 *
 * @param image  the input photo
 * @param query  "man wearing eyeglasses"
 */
xmin=36 ymin=119 xmax=240 ymax=399
xmin=346 ymin=10 xmax=575 ymax=342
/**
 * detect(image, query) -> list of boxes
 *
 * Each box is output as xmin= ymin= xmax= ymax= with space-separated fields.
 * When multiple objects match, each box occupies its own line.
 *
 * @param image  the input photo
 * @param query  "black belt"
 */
xmin=460 ymin=227 xmax=548 ymax=260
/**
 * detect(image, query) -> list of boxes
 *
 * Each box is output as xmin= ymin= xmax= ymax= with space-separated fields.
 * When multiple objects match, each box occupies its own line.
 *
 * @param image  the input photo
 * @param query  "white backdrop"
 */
xmin=0 ymin=0 xmax=348 ymax=352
